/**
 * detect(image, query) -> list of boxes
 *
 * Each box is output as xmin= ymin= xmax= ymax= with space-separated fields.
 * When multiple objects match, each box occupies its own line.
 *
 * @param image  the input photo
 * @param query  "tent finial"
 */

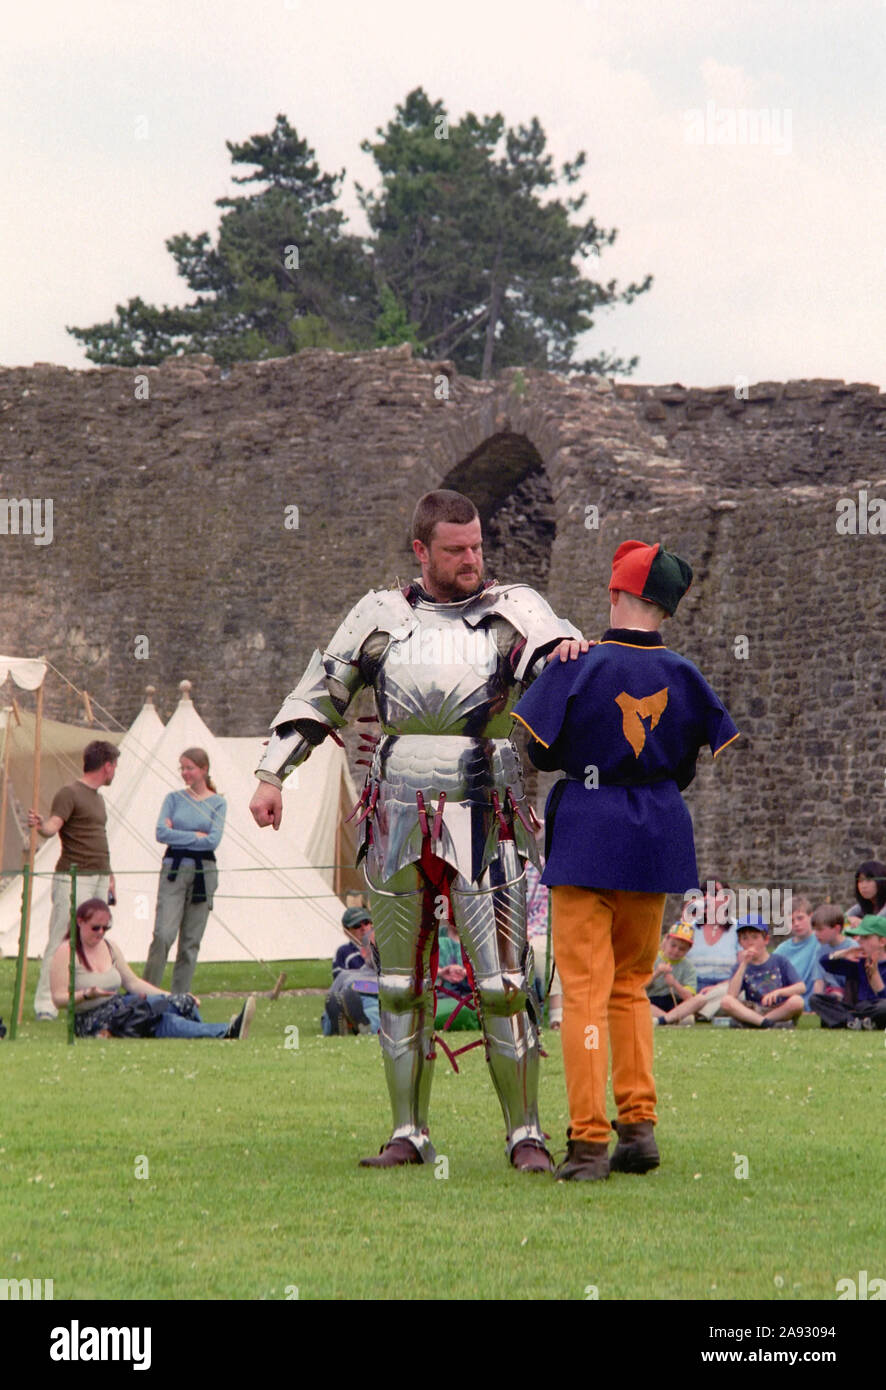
xmin=179 ymin=680 xmax=193 ymax=702
xmin=144 ymin=685 xmax=156 ymax=706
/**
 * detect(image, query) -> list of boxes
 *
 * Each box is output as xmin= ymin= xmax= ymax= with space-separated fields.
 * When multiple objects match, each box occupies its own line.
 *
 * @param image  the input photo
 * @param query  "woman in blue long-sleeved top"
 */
xmin=143 ymin=748 xmax=227 ymax=995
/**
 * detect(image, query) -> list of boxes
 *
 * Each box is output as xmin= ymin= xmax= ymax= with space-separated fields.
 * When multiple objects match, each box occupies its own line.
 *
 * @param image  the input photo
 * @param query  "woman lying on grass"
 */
xmin=51 ymin=898 xmax=255 ymax=1040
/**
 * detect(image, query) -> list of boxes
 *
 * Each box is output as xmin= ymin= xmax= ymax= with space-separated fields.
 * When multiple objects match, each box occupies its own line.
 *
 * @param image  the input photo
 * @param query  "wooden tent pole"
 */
xmin=334 ymin=799 xmax=343 ymax=900
xmin=0 ymin=708 xmax=12 ymax=883
xmin=16 ymin=669 xmax=45 ymax=1016
xmin=9 ymin=866 xmax=31 ymax=1037
xmin=67 ymin=867 xmax=78 ymax=1046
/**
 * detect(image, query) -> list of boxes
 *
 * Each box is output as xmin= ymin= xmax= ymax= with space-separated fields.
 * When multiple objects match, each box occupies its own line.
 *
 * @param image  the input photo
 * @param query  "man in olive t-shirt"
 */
xmin=28 ymin=739 xmax=119 ymax=1020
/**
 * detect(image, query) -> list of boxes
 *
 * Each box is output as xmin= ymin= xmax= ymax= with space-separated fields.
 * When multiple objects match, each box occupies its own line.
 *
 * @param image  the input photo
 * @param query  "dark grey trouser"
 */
xmin=809 ymin=995 xmax=886 ymax=1029
xmin=143 ymin=859 xmax=217 ymax=995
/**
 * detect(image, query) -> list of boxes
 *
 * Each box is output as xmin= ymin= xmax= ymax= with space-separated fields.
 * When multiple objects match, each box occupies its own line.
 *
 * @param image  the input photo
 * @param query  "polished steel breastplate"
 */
xmin=363 ymin=597 xmax=536 ymax=884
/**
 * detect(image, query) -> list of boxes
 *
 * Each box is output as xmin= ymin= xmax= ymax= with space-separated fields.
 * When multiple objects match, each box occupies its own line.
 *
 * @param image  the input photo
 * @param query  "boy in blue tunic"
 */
xmin=512 ymin=540 xmax=738 ymax=1181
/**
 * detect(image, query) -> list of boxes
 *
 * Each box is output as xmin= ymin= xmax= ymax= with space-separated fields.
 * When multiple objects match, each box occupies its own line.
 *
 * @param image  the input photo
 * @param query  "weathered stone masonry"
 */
xmin=1 ymin=345 xmax=884 ymax=900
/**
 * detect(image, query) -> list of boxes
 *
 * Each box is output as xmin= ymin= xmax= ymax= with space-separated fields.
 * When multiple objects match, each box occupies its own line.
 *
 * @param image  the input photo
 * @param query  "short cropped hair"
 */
xmin=83 ymin=740 xmax=120 ymax=772
xmin=811 ymin=904 xmax=844 ymax=930
xmin=792 ymin=895 xmax=812 ymax=915
xmin=412 ymin=490 xmax=479 ymax=550
xmin=615 ymin=590 xmax=669 ymax=624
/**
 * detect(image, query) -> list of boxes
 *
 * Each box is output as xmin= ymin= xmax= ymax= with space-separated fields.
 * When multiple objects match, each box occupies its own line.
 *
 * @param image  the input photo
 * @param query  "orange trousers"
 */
xmin=551 ymin=885 xmax=666 ymax=1144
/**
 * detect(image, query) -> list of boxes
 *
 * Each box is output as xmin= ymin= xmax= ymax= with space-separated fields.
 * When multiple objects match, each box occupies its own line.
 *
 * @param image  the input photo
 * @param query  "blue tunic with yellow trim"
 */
xmin=512 ymin=628 xmax=739 ymax=893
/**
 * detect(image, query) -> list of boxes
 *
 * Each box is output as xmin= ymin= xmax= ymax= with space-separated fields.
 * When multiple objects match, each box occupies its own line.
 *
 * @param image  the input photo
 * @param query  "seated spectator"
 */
xmin=324 ymin=966 xmax=379 ymax=1035
xmin=332 ymin=906 xmax=373 ymax=978
xmin=648 ymin=921 xmax=698 ymax=1022
xmin=771 ymin=896 xmax=823 ymax=1009
xmin=846 ymin=860 xmax=886 ymax=922
xmin=809 ymin=916 xmax=886 ymax=1029
xmin=51 ymin=899 xmax=254 ymax=1039
xmin=717 ymin=915 xmax=805 ymax=1028
xmin=811 ymin=904 xmax=851 ymax=999
xmin=526 ymin=853 xmax=563 ymax=1029
xmin=323 ymin=910 xmax=379 ymax=1035
xmin=660 ymin=877 xmax=737 ymax=1024
xmin=435 ymin=920 xmax=479 ymax=1031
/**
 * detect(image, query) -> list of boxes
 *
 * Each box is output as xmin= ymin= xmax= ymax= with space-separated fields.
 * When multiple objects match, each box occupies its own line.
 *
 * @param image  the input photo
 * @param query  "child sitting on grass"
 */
xmin=435 ymin=920 xmax=480 ymax=1031
xmin=809 ymin=916 xmax=886 ymax=1029
xmin=717 ymin=915 xmax=805 ymax=1028
xmin=811 ymin=904 xmax=851 ymax=1000
xmin=647 ymin=921 xmax=697 ymax=1021
xmin=771 ymin=895 xmax=823 ymax=1009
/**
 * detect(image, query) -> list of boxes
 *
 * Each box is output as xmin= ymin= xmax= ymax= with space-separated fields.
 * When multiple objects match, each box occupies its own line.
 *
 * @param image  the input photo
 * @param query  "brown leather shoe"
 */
xmin=609 ymin=1120 xmax=659 ymax=1173
xmin=359 ymin=1138 xmax=424 ymax=1168
xmin=511 ymin=1139 xmax=555 ymax=1173
xmin=555 ymin=1139 xmax=610 ymax=1182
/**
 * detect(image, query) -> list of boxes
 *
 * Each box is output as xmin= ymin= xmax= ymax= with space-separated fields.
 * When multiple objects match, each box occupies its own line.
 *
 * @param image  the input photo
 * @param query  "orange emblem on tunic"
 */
xmin=614 ymin=688 xmax=669 ymax=757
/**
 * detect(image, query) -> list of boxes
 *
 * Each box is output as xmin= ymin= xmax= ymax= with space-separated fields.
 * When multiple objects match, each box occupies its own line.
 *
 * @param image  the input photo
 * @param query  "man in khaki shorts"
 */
xmin=28 ymin=739 xmax=119 ymax=1020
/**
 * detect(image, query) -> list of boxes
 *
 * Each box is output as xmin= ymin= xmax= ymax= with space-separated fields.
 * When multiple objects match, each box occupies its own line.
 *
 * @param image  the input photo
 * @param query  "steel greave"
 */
xmin=449 ymin=852 xmax=545 ymax=1156
xmin=368 ymin=867 xmax=437 ymax=1162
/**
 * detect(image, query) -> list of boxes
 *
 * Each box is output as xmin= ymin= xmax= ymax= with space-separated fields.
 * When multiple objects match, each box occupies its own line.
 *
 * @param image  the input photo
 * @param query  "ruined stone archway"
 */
xmin=436 ymin=431 xmax=555 ymax=591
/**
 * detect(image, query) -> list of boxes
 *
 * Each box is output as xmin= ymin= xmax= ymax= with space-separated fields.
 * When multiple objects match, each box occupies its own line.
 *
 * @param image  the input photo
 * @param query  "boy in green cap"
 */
xmin=809 ymin=916 xmax=886 ymax=1029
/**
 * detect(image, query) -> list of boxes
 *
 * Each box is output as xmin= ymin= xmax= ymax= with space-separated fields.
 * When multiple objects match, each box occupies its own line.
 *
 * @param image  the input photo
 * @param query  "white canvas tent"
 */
xmin=216 ymin=734 xmax=358 ymax=893
xmin=0 ymin=684 xmax=359 ymax=966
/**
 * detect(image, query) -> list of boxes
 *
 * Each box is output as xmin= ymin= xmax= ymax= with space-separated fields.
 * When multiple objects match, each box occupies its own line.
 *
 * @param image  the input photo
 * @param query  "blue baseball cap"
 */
xmin=736 ymin=914 xmax=770 ymax=935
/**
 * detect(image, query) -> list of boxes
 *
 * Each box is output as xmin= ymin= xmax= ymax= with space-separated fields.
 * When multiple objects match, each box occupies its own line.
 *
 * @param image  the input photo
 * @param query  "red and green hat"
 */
xmin=609 ymin=541 xmax=693 ymax=616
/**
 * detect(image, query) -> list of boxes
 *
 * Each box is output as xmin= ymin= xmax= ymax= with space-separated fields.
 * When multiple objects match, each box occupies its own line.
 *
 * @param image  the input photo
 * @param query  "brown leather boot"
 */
xmin=511 ymin=1139 xmax=554 ymax=1174
xmin=359 ymin=1138 xmax=424 ymax=1168
xmin=609 ymin=1120 xmax=659 ymax=1173
xmin=555 ymin=1139 xmax=610 ymax=1182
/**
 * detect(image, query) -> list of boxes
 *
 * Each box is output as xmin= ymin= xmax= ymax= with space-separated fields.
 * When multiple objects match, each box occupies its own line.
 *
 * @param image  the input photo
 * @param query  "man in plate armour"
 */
xmin=250 ymin=490 xmax=585 ymax=1171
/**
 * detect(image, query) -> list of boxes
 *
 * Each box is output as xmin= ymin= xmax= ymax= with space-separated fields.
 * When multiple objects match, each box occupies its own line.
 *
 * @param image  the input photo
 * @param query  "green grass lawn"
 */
xmin=2 ymin=959 xmax=884 ymax=1301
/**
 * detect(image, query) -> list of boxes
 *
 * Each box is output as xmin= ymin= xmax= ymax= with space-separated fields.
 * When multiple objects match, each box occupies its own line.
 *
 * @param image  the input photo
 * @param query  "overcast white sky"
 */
xmin=3 ymin=0 xmax=885 ymax=387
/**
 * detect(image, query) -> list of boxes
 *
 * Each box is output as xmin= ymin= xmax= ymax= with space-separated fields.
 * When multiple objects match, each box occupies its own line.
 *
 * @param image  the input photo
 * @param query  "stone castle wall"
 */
xmin=2 ymin=346 xmax=884 ymax=902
